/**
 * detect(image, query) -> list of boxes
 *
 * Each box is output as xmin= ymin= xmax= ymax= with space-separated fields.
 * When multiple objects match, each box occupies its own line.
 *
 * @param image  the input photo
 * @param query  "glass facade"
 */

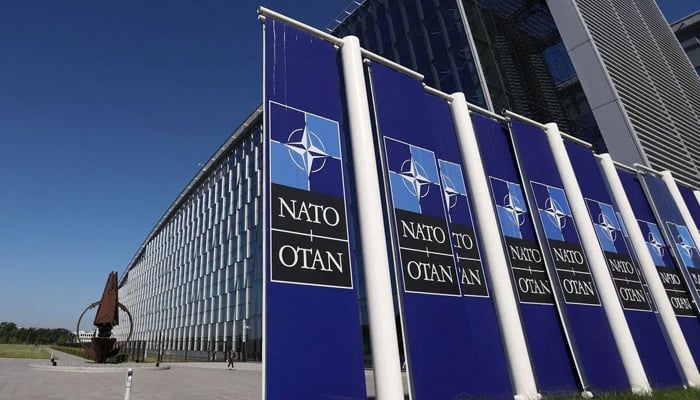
xmin=333 ymin=0 xmax=605 ymax=151
xmin=114 ymin=113 xmax=264 ymax=362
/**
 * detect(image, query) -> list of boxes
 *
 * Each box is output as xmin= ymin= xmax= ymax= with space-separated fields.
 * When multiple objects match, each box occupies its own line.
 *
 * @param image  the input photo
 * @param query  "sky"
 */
xmin=0 ymin=1 xmax=697 ymax=330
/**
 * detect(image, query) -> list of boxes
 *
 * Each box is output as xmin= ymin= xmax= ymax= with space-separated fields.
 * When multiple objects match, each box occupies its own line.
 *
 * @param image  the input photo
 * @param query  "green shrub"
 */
xmin=107 ymin=353 xmax=128 ymax=364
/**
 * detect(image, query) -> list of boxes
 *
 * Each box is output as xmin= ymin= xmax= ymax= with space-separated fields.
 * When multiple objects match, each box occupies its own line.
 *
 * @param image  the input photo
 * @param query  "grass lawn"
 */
xmin=0 ymin=344 xmax=51 ymax=359
xmin=551 ymin=388 xmax=700 ymax=399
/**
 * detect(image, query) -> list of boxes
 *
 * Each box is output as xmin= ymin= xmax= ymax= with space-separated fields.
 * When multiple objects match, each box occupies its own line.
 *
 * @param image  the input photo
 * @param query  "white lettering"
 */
xmin=562 ymin=278 xmax=594 ymax=296
xmin=277 ymin=198 xmax=340 ymax=226
xmin=406 ymin=261 xmax=454 ymax=283
xmin=461 ymin=268 xmax=482 ymax=286
xmin=401 ymin=221 xmax=446 ymax=244
xmin=553 ymin=247 xmax=584 ymax=265
xmin=277 ymin=245 xmax=344 ymax=273
xmin=619 ymin=287 xmax=645 ymax=303
xmin=659 ymin=272 xmax=682 ymax=285
xmin=452 ymin=232 xmax=474 ymax=250
xmin=509 ymin=245 xmax=542 ymax=263
xmin=608 ymin=258 xmax=634 ymax=274
xmin=671 ymin=296 xmax=693 ymax=310
xmin=517 ymin=277 xmax=552 ymax=295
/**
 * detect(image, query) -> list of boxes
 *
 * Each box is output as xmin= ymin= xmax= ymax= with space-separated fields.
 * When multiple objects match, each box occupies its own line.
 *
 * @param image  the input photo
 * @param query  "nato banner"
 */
xmin=508 ymin=120 xmax=628 ymax=392
xmin=617 ymin=169 xmax=700 ymax=364
xmin=679 ymin=183 xmax=700 ymax=248
xmin=263 ymin=18 xmax=366 ymax=399
xmin=369 ymin=63 xmax=512 ymax=399
xmin=640 ymin=174 xmax=700 ymax=306
xmin=472 ymin=113 xmax=579 ymax=394
xmin=565 ymin=142 xmax=682 ymax=387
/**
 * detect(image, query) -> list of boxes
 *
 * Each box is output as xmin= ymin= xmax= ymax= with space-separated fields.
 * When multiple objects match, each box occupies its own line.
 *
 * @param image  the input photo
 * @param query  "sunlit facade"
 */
xmin=114 ymin=110 xmax=264 ymax=361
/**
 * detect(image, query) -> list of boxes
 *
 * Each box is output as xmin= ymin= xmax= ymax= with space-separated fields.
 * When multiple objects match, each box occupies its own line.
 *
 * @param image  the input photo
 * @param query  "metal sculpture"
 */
xmin=77 ymin=271 xmax=133 ymax=363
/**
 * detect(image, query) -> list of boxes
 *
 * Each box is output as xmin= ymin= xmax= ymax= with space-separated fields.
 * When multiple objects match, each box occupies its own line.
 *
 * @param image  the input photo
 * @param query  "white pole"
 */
xmin=124 ymin=368 xmax=133 ymax=400
xmin=340 ymin=35 xmax=404 ymax=400
xmin=544 ymin=124 xmax=651 ymax=394
xmin=598 ymin=154 xmax=700 ymax=387
xmin=449 ymin=93 xmax=539 ymax=400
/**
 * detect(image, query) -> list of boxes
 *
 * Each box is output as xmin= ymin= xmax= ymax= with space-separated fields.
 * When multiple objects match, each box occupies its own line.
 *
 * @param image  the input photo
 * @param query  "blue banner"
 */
xmin=472 ymin=114 xmax=578 ymax=394
xmin=679 ymin=183 xmax=700 ymax=250
xmin=617 ymin=169 xmax=700 ymax=367
xmin=263 ymin=19 xmax=366 ymax=399
xmin=641 ymin=174 xmax=700 ymax=305
xmin=566 ymin=142 xmax=681 ymax=387
xmin=508 ymin=120 xmax=627 ymax=392
xmin=370 ymin=63 xmax=512 ymax=399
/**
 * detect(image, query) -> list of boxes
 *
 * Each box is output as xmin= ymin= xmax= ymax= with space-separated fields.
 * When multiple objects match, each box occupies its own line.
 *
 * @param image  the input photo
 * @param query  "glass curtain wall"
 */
xmin=333 ymin=0 xmax=605 ymax=151
xmin=115 ymin=118 xmax=264 ymax=362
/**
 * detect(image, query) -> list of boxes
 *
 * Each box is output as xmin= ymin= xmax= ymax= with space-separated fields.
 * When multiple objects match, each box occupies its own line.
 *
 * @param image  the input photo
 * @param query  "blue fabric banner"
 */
xmin=617 ymin=169 xmax=700 ymax=367
xmin=641 ymin=174 xmax=700 ymax=304
xmin=508 ymin=120 xmax=627 ymax=392
xmin=678 ymin=183 xmax=700 ymax=247
xmin=370 ymin=63 xmax=512 ymax=399
xmin=263 ymin=18 xmax=366 ymax=399
xmin=472 ymin=114 xmax=578 ymax=395
xmin=566 ymin=143 xmax=681 ymax=387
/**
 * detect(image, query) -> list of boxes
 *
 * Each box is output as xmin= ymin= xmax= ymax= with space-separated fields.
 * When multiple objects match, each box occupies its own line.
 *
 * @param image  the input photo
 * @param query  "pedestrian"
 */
xmin=227 ymin=349 xmax=235 ymax=370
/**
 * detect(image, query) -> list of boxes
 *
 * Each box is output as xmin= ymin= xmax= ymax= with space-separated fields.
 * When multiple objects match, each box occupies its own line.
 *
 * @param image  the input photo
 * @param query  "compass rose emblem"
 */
xmin=598 ymin=212 xmax=618 ymax=243
xmin=647 ymin=231 xmax=665 ymax=257
xmin=544 ymin=197 xmax=567 ymax=230
xmin=441 ymin=174 xmax=460 ymax=209
xmin=399 ymin=158 xmax=432 ymax=199
xmin=284 ymin=127 xmax=329 ymax=175
xmin=678 ymin=235 xmax=694 ymax=258
xmin=503 ymin=193 xmax=526 ymax=228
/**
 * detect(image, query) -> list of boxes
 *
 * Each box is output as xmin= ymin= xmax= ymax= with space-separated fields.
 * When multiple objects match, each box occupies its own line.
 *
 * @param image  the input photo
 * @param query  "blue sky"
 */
xmin=0 ymin=1 xmax=697 ymax=330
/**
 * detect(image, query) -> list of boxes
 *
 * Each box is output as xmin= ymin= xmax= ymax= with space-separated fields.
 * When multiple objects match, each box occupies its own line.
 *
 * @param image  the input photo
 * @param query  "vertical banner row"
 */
xmin=368 ymin=63 xmax=513 ymax=399
xmin=471 ymin=114 xmax=580 ymax=395
xmin=564 ymin=142 xmax=682 ymax=388
xmin=508 ymin=120 xmax=629 ymax=392
xmin=628 ymin=172 xmax=700 ymax=359
xmin=640 ymin=175 xmax=700 ymax=310
xmin=263 ymin=19 xmax=366 ymax=399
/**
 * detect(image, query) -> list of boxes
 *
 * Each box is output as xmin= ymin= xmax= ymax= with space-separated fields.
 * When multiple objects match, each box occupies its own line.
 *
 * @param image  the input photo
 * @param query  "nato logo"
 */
xmin=639 ymin=220 xmax=667 ymax=266
xmin=666 ymin=222 xmax=700 ymax=269
xmin=490 ymin=178 xmax=527 ymax=239
xmin=438 ymin=160 xmax=467 ymax=210
xmin=531 ymin=182 xmax=574 ymax=242
xmin=384 ymin=138 xmax=442 ymax=216
xmin=586 ymin=199 xmax=622 ymax=253
xmin=438 ymin=159 xmax=480 ymax=230
xmin=269 ymin=101 xmax=342 ymax=197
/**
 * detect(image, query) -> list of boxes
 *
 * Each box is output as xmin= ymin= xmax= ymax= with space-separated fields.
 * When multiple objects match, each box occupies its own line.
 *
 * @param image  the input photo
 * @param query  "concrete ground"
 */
xmin=0 ymin=349 xmax=261 ymax=400
xmin=0 ymin=348 xmax=400 ymax=399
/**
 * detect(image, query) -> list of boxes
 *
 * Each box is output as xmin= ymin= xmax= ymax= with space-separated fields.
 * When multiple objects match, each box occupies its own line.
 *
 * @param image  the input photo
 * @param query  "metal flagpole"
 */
xmin=340 ymin=35 xmax=404 ymax=400
xmin=544 ymin=123 xmax=651 ymax=394
xmin=450 ymin=92 xmax=540 ymax=400
xmin=597 ymin=154 xmax=700 ymax=387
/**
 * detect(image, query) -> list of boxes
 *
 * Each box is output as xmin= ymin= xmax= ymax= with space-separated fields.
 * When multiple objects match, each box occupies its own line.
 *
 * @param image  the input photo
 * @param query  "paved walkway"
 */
xmin=0 ymin=348 xmax=261 ymax=400
xmin=0 ymin=348 xmax=400 ymax=399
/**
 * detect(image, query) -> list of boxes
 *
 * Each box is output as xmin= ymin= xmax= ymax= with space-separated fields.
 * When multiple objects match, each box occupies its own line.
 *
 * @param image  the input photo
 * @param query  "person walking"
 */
xmin=227 ymin=348 xmax=235 ymax=370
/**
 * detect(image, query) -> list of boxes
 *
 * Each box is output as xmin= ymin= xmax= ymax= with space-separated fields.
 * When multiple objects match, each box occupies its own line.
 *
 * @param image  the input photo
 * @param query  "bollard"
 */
xmin=124 ymin=368 xmax=133 ymax=400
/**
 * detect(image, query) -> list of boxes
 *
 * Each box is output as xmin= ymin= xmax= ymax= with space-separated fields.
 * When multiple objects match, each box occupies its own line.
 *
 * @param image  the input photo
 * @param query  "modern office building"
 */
xmin=114 ymin=110 xmax=264 ymax=361
xmin=672 ymin=11 xmax=700 ymax=77
xmin=114 ymin=0 xmax=700 ymax=362
xmin=331 ymin=0 xmax=700 ymax=186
